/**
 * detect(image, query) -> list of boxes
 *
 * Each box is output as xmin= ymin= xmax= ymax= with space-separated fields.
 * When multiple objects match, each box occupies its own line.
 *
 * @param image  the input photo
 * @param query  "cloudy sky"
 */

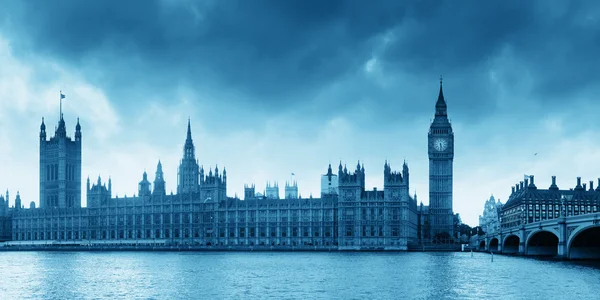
xmin=1 ymin=0 xmax=600 ymax=225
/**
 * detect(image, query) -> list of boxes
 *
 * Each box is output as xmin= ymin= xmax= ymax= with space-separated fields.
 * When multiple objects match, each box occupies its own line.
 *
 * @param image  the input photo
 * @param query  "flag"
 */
xmin=534 ymin=153 xmax=537 ymax=156
xmin=60 ymin=92 xmax=65 ymax=99
xmin=291 ymin=173 xmax=295 ymax=176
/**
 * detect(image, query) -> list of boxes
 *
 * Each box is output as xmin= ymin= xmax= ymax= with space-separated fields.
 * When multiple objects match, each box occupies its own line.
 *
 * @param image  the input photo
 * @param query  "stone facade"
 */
xmin=39 ymin=115 xmax=82 ymax=209
xmin=501 ymin=175 xmax=600 ymax=230
xmin=7 ymin=115 xmax=418 ymax=250
xmin=428 ymin=80 xmax=455 ymax=239
xmin=478 ymin=195 xmax=502 ymax=236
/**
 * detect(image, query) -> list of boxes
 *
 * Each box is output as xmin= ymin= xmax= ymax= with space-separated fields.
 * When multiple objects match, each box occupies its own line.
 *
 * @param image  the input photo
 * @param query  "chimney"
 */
xmin=577 ymin=177 xmax=582 ymax=187
xmin=530 ymin=175 xmax=535 ymax=186
xmin=511 ymin=186 xmax=515 ymax=194
xmin=552 ymin=176 xmax=556 ymax=186
xmin=590 ymin=181 xmax=594 ymax=191
xmin=524 ymin=178 xmax=529 ymax=187
xmin=520 ymin=181 xmax=524 ymax=190
xmin=583 ymin=183 xmax=587 ymax=191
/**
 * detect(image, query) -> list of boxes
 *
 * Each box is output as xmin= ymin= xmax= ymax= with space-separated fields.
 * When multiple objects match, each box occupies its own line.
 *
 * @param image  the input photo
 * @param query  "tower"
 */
xmin=86 ymin=176 xmax=110 ymax=207
xmin=138 ymin=170 xmax=151 ymax=197
xmin=14 ymin=191 xmax=22 ymax=210
xmin=153 ymin=160 xmax=166 ymax=196
xmin=39 ymin=93 xmax=82 ymax=209
xmin=428 ymin=78 xmax=454 ymax=241
xmin=284 ymin=180 xmax=298 ymax=199
xmin=200 ymin=165 xmax=227 ymax=202
xmin=320 ymin=164 xmax=339 ymax=197
xmin=337 ymin=161 xmax=365 ymax=249
xmin=177 ymin=119 xmax=200 ymax=194
xmin=244 ymin=184 xmax=256 ymax=200
xmin=265 ymin=181 xmax=280 ymax=199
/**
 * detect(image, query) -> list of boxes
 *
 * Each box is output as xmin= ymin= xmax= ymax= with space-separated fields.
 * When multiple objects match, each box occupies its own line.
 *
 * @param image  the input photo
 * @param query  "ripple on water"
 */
xmin=1 ymin=251 xmax=600 ymax=299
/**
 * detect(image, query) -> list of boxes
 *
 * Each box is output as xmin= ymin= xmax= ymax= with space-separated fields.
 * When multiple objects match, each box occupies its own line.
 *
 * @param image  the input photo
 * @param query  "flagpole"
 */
xmin=60 ymin=90 xmax=62 ymax=118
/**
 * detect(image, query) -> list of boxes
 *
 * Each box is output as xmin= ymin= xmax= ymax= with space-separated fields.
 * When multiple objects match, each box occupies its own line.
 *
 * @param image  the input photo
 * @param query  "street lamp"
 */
xmin=560 ymin=194 xmax=572 ymax=217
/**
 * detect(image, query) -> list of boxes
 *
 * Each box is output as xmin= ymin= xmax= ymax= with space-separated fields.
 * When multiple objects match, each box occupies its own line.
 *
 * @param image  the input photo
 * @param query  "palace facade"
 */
xmin=500 ymin=175 xmax=600 ymax=230
xmin=3 ymin=114 xmax=419 ymax=250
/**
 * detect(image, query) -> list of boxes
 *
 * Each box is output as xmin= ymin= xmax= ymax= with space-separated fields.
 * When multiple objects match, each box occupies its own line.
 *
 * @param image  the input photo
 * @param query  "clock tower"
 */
xmin=428 ymin=78 xmax=454 ymax=241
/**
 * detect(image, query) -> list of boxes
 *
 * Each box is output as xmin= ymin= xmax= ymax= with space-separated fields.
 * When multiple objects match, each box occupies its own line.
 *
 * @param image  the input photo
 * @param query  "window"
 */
xmin=345 ymin=226 xmax=353 ymax=237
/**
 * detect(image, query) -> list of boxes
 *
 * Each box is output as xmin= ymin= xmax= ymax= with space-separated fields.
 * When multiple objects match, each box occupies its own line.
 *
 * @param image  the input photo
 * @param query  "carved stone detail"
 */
xmin=567 ymin=226 xmax=578 ymax=237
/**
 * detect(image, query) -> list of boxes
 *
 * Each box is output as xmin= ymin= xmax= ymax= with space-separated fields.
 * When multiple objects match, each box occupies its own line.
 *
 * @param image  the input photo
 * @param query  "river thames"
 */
xmin=1 ymin=251 xmax=599 ymax=299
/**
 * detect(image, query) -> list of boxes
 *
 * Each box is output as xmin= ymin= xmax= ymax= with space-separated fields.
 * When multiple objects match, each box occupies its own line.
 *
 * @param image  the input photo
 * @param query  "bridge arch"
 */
xmin=489 ymin=237 xmax=499 ymax=253
xmin=567 ymin=224 xmax=600 ymax=260
xmin=502 ymin=234 xmax=520 ymax=254
xmin=526 ymin=230 xmax=559 ymax=256
xmin=479 ymin=240 xmax=486 ymax=251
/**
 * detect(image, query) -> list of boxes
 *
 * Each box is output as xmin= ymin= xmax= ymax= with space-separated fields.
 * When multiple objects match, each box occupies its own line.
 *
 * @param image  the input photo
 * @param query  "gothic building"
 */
xmin=428 ymin=79 xmax=455 ymax=240
xmin=39 ymin=114 xmax=82 ymax=209
xmin=7 ymin=114 xmax=419 ymax=250
xmin=500 ymin=176 xmax=600 ymax=230
xmin=478 ymin=195 xmax=502 ymax=236
xmin=337 ymin=161 xmax=417 ymax=250
xmin=177 ymin=120 xmax=200 ymax=194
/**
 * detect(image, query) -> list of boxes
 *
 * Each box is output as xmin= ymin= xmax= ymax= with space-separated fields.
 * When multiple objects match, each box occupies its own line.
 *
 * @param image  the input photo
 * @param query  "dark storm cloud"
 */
xmin=1 ymin=0 xmax=404 ymax=104
xmin=2 ymin=0 xmax=600 ymax=124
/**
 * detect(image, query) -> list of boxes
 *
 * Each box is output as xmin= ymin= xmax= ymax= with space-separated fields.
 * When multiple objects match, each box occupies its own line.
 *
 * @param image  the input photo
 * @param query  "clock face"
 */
xmin=434 ymin=138 xmax=448 ymax=151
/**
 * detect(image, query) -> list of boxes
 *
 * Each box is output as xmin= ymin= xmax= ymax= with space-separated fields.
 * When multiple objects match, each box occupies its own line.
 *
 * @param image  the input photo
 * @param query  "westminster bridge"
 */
xmin=477 ymin=212 xmax=600 ymax=260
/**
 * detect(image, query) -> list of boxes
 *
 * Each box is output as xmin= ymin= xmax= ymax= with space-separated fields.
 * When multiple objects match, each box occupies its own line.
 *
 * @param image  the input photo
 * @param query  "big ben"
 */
xmin=428 ymin=78 xmax=454 ymax=241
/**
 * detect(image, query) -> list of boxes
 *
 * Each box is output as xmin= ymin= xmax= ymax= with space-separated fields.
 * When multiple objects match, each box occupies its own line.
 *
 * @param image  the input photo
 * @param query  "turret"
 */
xmin=40 ymin=117 xmax=46 ymax=140
xmin=244 ymin=184 xmax=256 ymax=200
xmin=138 ymin=170 xmax=151 ymax=197
xmin=75 ymin=117 xmax=81 ymax=141
xmin=14 ymin=191 xmax=22 ymax=210
xmin=153 ymin=160 xmax=166 ymax=196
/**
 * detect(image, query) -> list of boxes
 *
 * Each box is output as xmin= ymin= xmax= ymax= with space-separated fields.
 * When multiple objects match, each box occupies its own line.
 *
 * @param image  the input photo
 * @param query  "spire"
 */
xmin=186 ymin=118 xmax=192 ymax=141
xmin=76 ymin=117 xmax=81 ymax=131
xmin=182 ymin=118 xmax=196 ymax=160
xmin=435 ymin=75 xmax=447 ymax=117
xmin=157 ymin=160 xmax=163 ymax=172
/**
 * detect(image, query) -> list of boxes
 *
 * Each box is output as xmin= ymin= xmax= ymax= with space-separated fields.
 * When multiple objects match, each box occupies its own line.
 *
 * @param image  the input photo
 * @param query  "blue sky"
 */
xmin=1 ymin=0 xmax=600 ymax=226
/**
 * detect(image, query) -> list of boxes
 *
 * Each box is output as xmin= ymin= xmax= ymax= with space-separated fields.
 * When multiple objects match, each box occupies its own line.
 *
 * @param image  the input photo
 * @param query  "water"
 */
xmin=1 ymin=251 xmax=600 ymax=299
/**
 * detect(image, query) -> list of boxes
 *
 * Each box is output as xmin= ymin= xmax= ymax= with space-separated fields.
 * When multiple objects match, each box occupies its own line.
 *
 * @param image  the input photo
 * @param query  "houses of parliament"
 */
xmin=0 ymin=82 xmax=455 ymax=250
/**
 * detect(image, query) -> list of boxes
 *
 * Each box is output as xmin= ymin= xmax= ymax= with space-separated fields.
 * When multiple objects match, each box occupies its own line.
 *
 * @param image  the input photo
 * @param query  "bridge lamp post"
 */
xmin=560 ymin=195 xmax=572 ymax=217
